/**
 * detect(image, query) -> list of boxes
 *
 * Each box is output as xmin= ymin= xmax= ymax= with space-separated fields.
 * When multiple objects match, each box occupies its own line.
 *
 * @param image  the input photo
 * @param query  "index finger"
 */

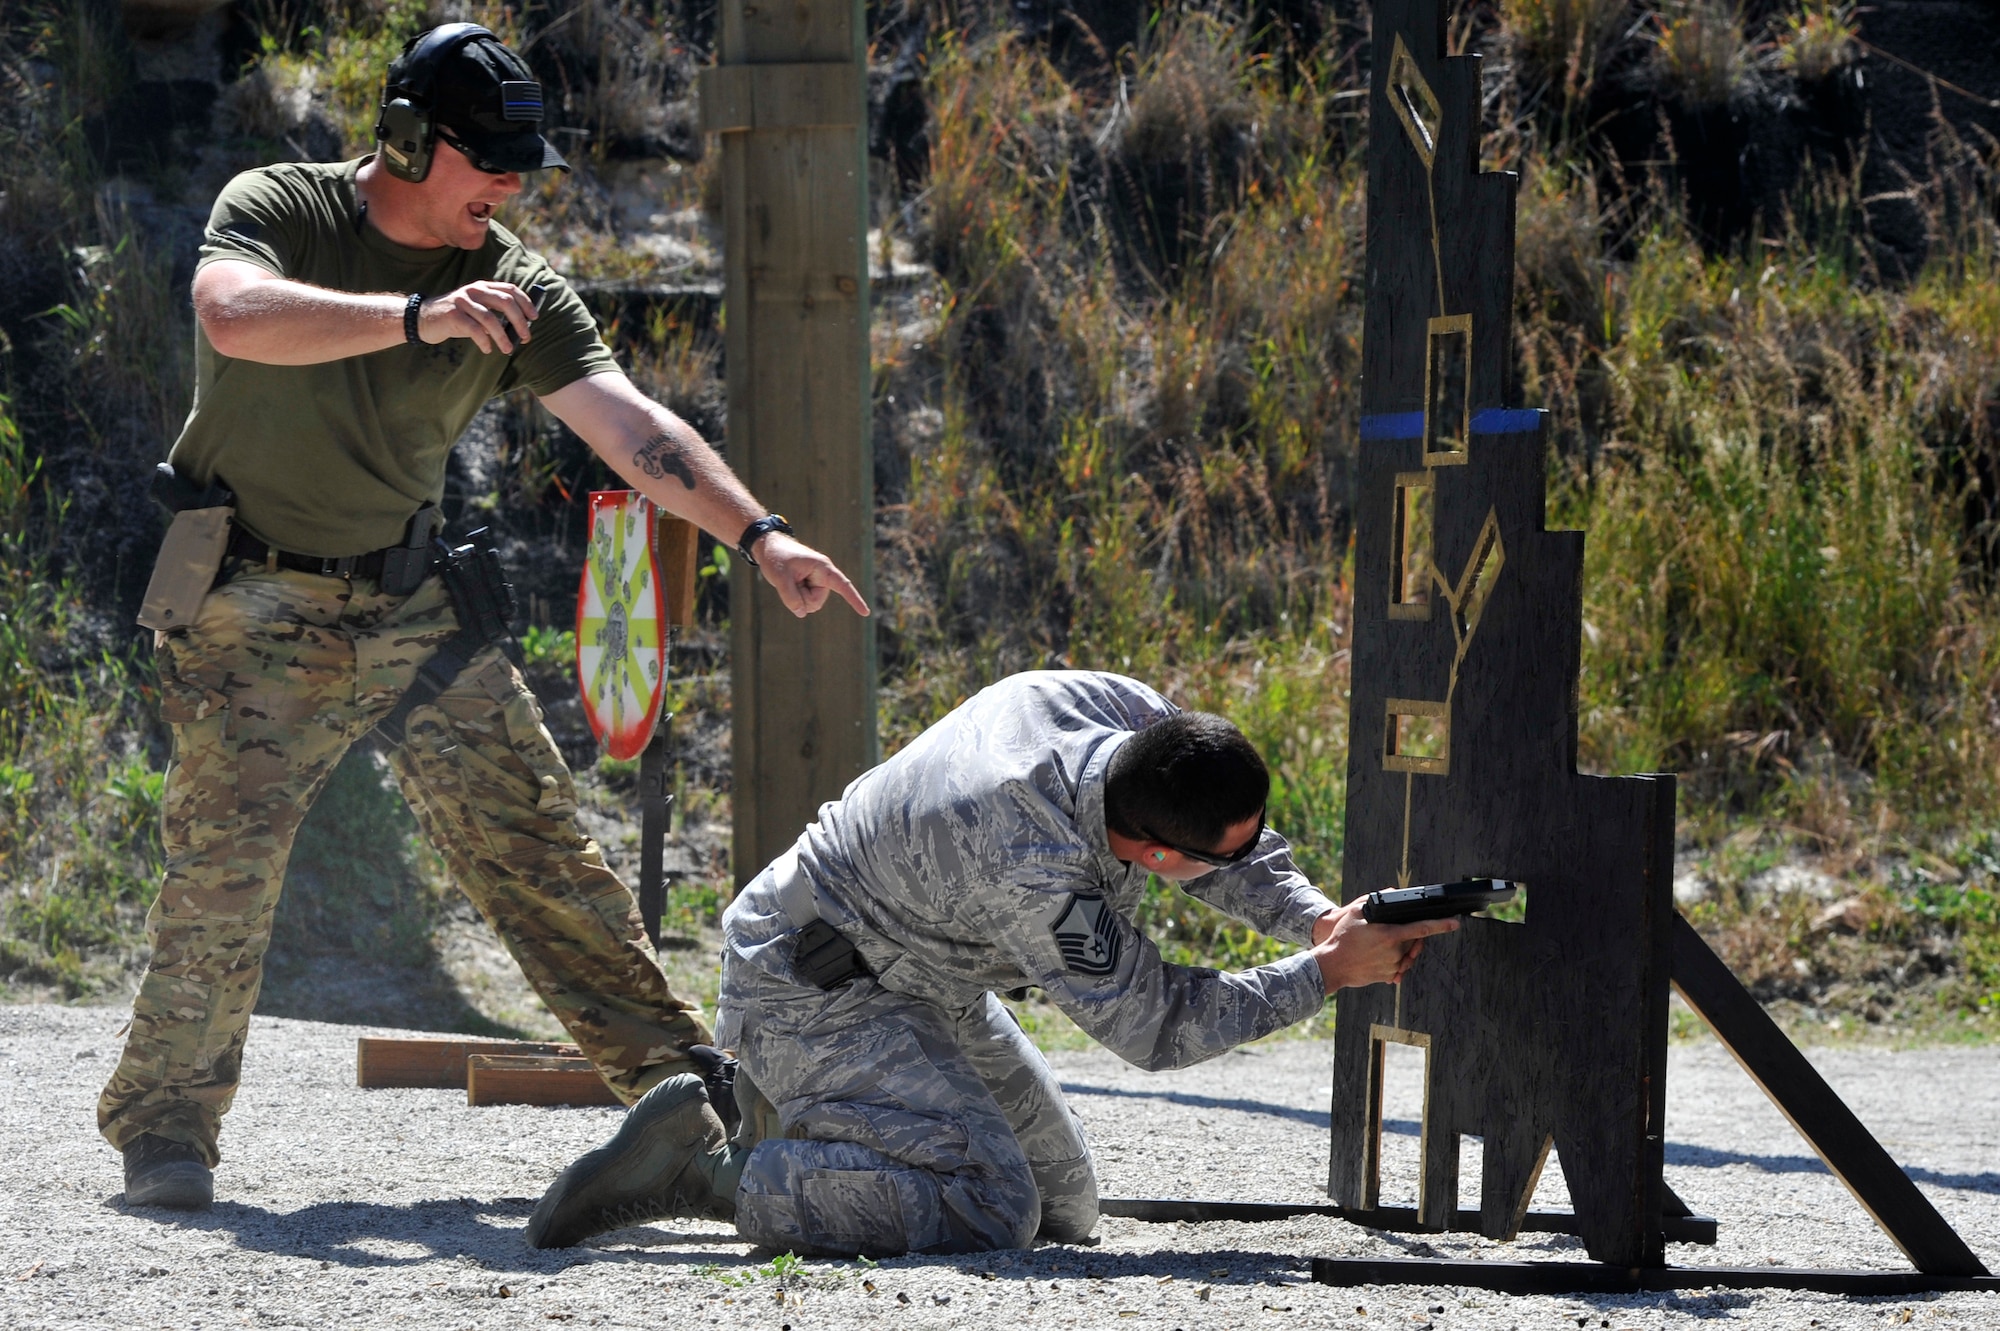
xmin=1388 ymin=916 xmax=1461 ymax=941
xmin=815 ymin=562 xmax=871 ymax=617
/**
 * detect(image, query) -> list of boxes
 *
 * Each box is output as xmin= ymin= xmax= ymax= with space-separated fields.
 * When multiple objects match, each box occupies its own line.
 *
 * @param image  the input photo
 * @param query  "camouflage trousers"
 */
xmin=99 ymin=561 xmax=712 ymax=1166
xmin=716 ymin=938 xmax=1099 ymax=1256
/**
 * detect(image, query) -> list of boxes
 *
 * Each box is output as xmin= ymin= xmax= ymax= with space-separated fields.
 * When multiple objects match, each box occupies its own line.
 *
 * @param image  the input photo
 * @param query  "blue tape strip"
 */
xmin=1470 ymin=408 xmax=1543 ymax=434
xmin=1360 ymin=412 xmax=1425 ymax=440
xmin=1358 ymin=408 xmax=1545 ymax=440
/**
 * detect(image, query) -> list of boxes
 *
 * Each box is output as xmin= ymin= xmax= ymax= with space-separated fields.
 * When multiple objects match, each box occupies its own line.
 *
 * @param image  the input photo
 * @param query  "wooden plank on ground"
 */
xmin=466 ymin=1054 xmax=623 ymax=1108
xmin=1670 ymin=913 xmax=1989 ymax=1277
xmin=355 ymin=1037 xmax=578 ymax=1090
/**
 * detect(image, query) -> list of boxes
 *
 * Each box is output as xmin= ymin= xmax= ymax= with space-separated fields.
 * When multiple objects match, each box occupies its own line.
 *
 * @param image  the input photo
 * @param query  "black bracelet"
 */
xmin=735 ymin=513 xmax=794 ymax=568
xmin=403 ymin=292 xmax=424 ymax=345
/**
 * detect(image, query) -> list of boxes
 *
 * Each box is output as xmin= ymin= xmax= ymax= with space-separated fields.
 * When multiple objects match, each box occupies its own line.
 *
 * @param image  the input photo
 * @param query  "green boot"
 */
xmin=526 ymin=1075 xmax=737 ymax=1249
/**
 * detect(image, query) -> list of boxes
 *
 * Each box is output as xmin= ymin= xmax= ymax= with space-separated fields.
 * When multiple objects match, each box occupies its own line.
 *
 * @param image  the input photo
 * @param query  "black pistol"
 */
xmin=1361 ymin=878 xmax=1516 ymax=925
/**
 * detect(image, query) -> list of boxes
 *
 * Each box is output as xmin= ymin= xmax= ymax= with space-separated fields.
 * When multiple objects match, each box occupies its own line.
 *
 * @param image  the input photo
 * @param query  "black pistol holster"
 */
xmin=379 ymin=504 xmax=446 ymax=596
xmin=372 ymin=526 xmax=524 ymax=749
xmin=792 ymin=918 xmax=874 ymax=990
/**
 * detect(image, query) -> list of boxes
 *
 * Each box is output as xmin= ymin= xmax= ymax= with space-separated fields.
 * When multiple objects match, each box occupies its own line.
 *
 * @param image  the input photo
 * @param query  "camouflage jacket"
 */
xmin=722 ymin=671 xmax=1336 ymax=1070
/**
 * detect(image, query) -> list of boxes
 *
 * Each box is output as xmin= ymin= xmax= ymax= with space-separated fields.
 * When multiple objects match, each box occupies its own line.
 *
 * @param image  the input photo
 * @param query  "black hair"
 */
xmin=1103 ymin=711 xmax=1269 ymax=851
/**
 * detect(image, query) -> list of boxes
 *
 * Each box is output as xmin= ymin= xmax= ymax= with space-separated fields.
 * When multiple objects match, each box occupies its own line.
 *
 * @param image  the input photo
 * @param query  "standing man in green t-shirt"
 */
xmin=100 ymin=23 xmax=868 ymax=1212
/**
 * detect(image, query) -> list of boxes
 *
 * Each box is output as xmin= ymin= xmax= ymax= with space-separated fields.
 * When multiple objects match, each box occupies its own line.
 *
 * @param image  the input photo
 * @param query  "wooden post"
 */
xmin=700 ymin=0 xmax=876 ymax=887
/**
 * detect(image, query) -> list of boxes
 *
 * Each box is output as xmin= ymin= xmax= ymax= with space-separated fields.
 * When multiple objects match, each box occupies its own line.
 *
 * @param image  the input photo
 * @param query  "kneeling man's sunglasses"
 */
xmin=1145 ymin=809 xmax=1265 ymax=869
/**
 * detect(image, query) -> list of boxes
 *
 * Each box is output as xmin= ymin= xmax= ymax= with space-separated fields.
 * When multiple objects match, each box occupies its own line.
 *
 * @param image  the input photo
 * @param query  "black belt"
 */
xmin=227 ymin=528 xmax=390 ymax=580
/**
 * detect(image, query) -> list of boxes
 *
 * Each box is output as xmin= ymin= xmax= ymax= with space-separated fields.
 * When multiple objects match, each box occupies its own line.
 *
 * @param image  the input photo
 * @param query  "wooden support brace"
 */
xmin=465 ymin=1055 xmax=623 ymax=1108
xmin=697 ymin=63 xmax=864 ymax=134
xmin=355 ymin=1037 xmax=578 ymax=1090
xmin=1670 ymin=913 xmax=1990 ymax=1277
xmin=1310 ymin=1258 xmax=2000 ymax=1296
xmin=1101 ymin=1198 xmax=1716 ymax=1245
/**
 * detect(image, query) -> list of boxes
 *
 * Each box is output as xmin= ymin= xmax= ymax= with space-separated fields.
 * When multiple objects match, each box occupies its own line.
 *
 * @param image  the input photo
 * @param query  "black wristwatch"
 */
xmin=735 ymin=514 xmax=794 ymax=567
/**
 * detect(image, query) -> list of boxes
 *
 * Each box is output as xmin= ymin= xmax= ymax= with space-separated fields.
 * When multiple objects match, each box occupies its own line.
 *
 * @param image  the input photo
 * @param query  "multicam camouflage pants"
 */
xmin=718 ymin=938 xmax=1099 ymax=1256
xmin=99 ymin=561 xmax=711 ymax=1166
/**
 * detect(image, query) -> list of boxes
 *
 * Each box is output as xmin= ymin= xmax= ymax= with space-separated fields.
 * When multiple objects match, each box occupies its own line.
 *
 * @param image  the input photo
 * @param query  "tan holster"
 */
xmin=137 ymin=505 xmax=234 ymax=632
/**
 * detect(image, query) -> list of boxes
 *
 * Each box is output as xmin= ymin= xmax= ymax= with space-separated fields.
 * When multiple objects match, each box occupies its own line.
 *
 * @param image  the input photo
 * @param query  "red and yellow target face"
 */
xmin=576 ymin=491 xmax=669 ymax=761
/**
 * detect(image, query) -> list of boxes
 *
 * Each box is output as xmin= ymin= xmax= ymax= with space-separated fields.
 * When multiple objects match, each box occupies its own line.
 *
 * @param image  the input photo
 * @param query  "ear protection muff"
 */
xmin=374 ymin=22 xmax=493 ymax=183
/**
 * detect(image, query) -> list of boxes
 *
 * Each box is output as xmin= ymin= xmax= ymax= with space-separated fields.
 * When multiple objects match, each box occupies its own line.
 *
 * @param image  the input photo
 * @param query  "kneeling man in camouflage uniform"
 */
xmin=102 ymin=24 xmax=866 ymax=1212
xmin=527 ymin=670 xmax=1455 ymax=1254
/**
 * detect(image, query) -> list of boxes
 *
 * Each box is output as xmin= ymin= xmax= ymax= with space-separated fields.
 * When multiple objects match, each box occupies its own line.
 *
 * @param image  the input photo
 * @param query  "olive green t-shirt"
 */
xmin=169 ymin=158 xmax=618 ymax=556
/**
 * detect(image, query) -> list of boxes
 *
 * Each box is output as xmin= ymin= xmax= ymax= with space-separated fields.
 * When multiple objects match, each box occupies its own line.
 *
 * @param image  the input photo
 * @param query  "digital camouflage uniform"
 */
xmin=713 ymin=670 xmax=1337 ymax=1256
xmin=100 ymin=157 xmax=712 ymax=1165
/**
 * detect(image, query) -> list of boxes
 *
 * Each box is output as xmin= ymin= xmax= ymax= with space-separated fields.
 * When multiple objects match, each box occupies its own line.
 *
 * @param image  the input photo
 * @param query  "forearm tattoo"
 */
xmin=633 ymin=430 xmax=698 ymax=490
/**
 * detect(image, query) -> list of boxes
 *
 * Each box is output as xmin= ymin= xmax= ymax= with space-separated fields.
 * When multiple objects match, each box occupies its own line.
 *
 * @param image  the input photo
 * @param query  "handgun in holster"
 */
xmin=438 ymin=529 xmax=525 ymax=670
xmin=372 ymin=527 xmax=524 ymax=748
xmin=792 ymin=918 xmax=874 ymax=990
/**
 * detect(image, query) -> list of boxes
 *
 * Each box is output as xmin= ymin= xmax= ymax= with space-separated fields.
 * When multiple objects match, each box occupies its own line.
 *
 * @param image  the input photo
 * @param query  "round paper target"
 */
xmin=576 ymin=491 xmax=669 ymax=761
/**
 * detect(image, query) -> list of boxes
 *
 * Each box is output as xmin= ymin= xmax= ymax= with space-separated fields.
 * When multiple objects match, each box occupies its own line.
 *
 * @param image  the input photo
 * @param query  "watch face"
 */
xmin=737 ymin=515 xmax=790 ymax=566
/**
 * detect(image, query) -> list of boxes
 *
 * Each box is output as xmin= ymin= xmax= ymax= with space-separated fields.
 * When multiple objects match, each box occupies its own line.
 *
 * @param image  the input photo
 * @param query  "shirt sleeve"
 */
xmin=498 ymin=269 xmax=619 ymax=398
xmin=974 ymin=867 xmax=1327 ymax=1072
xmin=196 ymin=168 xmax=301 ymax=277
xmin=1177 ymin=828 xmax=1338 ymax=945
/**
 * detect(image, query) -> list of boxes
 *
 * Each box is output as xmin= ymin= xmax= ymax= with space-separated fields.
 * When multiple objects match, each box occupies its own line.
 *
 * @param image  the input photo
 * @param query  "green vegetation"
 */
xmin=1 ymin=1 xmax=1996 ymax=1042
xmin=0 ymin=389 xmax=158 ymax=995
xmin=0 ymin=3 xmax=180 ymax=995
xmin=889 ymin=7 xmax=2000 ymax=1039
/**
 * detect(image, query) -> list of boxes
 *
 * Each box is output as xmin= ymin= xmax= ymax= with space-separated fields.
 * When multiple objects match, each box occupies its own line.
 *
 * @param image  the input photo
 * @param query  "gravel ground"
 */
xmin=1 ymin=1004 xmax=1994 ymax=1330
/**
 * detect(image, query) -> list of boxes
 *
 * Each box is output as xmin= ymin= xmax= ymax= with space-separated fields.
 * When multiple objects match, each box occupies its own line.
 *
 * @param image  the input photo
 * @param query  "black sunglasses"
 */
xmin=1146 ymin=809 xmax=1266 ymax=869
xmin=438 ymin=130 xmax=511 ymax=176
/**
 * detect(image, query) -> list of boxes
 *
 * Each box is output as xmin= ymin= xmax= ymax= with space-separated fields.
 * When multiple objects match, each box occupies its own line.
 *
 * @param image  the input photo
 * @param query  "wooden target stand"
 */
xmin=357 ymin=496 xmax=701 ymax=1108
xmin=1104 ymin=1 xmax=1996 ymax=1298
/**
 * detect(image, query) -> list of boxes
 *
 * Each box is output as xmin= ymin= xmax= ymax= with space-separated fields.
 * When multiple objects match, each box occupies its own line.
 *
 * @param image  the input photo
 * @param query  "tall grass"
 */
xmin=890 ymin=20 xmax=1367 ymax=976
xmin=893 ymin=7 xmax=2000 ymax=1031
xmin=1500 ymin=0 xmax=1631 ymax=140
xmin=0 ymin=392 xmax=160 ymax=996
xmin=895 ymin=21 xmax=1358 ymax=703
xmin=1547 ymin=208 xmax=2000 ymax=840
xmin=0 ymin=4 xmax=179 ymax=995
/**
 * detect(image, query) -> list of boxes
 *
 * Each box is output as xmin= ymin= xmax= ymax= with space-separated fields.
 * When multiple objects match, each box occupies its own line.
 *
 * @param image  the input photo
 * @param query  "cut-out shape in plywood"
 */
xmin=1382 ymin=700 xmax=1449 ymax=775
xmin=1386 ymin=34 xmax=1440 ymax=169
xmin=1389 ymin=473 xmax=1433 ymax=619
xmin=1327 ymin=0 xmax=1678 ymax=1268
xmin=1423 ymin=315 xmax=1471 ymax=465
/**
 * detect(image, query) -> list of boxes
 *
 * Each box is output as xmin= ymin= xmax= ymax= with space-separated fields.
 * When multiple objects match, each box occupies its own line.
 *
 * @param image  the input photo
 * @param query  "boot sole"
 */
xmin=525 ymin=1074 xmax=719 ymax=1249
xmin=127 ymin=1161 xmax=214 ymax=1210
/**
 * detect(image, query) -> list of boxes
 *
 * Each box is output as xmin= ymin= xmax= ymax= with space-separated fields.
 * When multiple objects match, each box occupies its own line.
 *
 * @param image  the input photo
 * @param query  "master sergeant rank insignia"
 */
xmin=1049 ymin=893 xmax=1121 ymax=976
